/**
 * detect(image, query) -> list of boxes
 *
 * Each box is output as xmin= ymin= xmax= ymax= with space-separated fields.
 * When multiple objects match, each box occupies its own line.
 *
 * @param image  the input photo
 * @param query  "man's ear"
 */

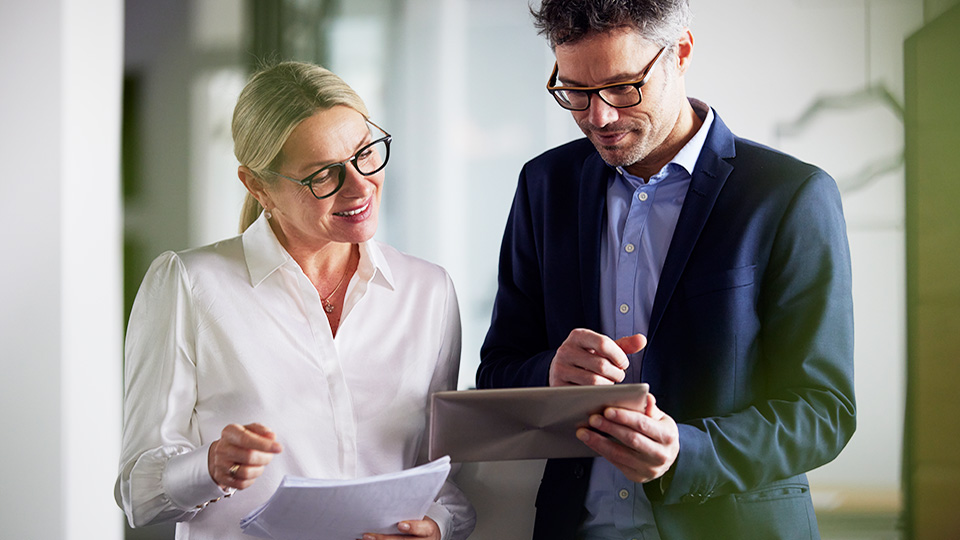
xmin=238 ymin=166 xmax=273 ymax=210
xmin=676 ymin=28 xmax=694 ymax=75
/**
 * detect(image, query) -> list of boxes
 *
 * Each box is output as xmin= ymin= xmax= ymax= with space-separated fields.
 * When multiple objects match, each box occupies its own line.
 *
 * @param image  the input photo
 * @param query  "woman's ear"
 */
xmin=238 ymin=166 xmax=274 ymax=210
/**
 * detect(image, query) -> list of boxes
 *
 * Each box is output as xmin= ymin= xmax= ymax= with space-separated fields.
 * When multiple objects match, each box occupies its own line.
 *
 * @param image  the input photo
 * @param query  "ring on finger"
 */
xmin=228 ymin=463 xmax=240 ymax=478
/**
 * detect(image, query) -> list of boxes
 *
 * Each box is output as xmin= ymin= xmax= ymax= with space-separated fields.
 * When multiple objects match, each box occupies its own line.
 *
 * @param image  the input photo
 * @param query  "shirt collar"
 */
xmin=242 ymin=212 xmax=291 ymax=288
xmin=671 ymin=98 xmax=714 ymax=176
xmin=241 ymin=212 xmax=395 ymax=290
xmin=358 ymin=239 xmax=395 ymax=291
xmin=614 ymin=97 xmax=714 ymax=181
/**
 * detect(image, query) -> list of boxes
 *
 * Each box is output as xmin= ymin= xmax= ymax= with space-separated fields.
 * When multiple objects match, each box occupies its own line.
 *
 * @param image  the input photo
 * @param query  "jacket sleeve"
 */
xmin=477 ymin=165 xmax=556 ymax=390
xmin=655 ymin=170 xmax=856 ymax=504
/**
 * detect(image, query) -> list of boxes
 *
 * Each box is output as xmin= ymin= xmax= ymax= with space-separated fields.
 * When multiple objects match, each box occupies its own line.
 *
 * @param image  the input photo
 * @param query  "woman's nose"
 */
xmin=339 ymin=163 xmax=375 ymax=197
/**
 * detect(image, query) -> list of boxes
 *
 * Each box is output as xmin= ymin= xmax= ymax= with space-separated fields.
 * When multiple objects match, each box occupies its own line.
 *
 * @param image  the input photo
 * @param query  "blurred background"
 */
xmin=2 ymin=0 xmax=958 ymax=539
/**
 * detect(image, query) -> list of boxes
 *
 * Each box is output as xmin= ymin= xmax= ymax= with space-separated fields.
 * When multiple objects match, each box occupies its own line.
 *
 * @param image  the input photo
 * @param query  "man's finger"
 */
xmin=602 ymin=401 xmax=678 ymax=445
xmin=569 ymin=329 xmax=630 ymax=370
xmin=644 ymin=393 xmax=665 ymax=419
xmin=591 ymin=339 xmax=631 ymax=370
xmin=569 ymin=349 xmax=627 ymax=383
xmin=614 ymin=333 xmax=647 ymax=355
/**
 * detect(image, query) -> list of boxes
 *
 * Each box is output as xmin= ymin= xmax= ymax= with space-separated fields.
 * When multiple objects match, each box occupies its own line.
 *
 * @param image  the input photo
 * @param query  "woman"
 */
xmin=117 ymin=62 xmax=476 ymax=540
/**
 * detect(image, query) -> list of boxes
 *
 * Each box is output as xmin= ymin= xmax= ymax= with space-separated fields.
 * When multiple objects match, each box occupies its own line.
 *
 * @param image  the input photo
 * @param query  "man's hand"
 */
xmin=576 ymin=393 xmax=679 ymax=483
xmin=549 ymin=329 xmax=646 ymax=386
xmin=361 ymin=517 xmax=440 ymax=540
xmin=208 ymin=423 xmax=283 ymax=490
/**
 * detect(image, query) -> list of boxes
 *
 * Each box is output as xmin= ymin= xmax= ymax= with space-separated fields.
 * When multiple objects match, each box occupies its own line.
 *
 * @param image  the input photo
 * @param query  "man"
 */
xmin=477 ymin=1 xmax=856 ymax=539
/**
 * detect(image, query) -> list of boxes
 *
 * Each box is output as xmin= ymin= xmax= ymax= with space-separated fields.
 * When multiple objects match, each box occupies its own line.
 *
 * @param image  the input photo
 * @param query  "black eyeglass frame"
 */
xmin=546 ymin=46 xmax=667 ymax=111
xmin=266 ymin=119 xmax=392 ymax=200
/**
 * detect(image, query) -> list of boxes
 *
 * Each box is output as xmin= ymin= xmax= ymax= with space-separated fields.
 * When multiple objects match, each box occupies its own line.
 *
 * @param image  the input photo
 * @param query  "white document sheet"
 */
xmin=239 ymin=456 xmax=451 ymax=540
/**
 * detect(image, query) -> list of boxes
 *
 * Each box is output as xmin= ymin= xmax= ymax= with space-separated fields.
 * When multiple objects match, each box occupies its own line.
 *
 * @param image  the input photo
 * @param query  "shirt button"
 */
xmin=619 ymin=304 xmax=630 ymax=314
xmin=638 ymin=192 xmax=649 ymax=201
xmin=619 ymin=488 xmax=630 ymax=500
xmin=624 ymin=243 xmax=635 ymax=253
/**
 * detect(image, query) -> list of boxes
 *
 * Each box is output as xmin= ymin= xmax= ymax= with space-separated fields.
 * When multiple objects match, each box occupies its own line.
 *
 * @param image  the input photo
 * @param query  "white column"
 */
xmin=0 ymin=0 xmax=124 ymax=538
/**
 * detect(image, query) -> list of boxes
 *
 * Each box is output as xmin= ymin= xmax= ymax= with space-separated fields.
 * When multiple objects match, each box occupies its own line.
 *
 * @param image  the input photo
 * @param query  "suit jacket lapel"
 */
xmin=578 ymin=151 xmax=609 ymax=333
xmin=647 ymin=113 xmax=736 ymax=343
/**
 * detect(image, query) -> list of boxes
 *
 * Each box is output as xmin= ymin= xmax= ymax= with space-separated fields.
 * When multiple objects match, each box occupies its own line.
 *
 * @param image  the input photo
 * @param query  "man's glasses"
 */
xmin=267 ymin=119 xmax=392 ymax=199
xmin=546 ymin=47 xmax=667 ymax=111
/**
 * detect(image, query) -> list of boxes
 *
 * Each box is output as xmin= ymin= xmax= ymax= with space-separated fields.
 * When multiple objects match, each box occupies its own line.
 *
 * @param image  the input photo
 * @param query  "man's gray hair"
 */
xmin=531 ymin=0 xmax=691 ymax=48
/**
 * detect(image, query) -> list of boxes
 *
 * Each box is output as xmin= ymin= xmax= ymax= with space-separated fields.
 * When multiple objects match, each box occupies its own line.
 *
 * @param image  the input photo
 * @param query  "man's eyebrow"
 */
xmin=558 ymin=70 xmax=643 ymax=87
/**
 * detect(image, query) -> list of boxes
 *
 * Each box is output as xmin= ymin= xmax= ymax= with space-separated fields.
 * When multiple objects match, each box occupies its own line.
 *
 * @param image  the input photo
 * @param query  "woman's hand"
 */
xmin=208 ymin=423 xmax=283 ymax=490
xmin=360 ymin=517 xmax=440 ymax=540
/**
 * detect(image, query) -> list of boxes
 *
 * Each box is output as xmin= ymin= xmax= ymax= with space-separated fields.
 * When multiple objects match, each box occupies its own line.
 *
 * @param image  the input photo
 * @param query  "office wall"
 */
xmin=0 ymin=0 xmax=124 ymax=539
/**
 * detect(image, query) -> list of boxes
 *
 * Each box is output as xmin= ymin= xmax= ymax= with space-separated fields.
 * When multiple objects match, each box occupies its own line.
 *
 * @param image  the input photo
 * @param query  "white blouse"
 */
xmin=117 ymin=214 xmax=475 ymax=540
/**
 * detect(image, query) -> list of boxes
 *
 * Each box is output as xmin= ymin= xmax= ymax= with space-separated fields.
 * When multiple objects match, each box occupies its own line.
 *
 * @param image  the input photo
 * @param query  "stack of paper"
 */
xmin=240 ymin=456 xmax=451 ymax=540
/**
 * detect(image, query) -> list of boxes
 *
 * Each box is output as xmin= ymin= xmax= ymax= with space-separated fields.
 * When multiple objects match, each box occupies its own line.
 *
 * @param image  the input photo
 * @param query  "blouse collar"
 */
xmin=241 ymin=212 xmax=394 ymax=290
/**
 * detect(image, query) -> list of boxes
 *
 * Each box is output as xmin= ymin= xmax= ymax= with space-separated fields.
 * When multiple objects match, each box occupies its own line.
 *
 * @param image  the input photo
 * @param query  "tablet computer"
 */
xmin=428 ymin=383 xmax=649 ymax=462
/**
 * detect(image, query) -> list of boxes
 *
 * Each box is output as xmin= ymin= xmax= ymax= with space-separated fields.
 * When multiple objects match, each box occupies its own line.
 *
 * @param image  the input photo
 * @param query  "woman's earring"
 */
xmin=263 ymin=209 xmax=273 ymax=220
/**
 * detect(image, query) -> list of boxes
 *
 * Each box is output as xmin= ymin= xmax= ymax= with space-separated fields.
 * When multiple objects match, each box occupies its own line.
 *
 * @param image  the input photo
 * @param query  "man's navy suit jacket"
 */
xmin=477 ymin=110 xmax=856 ymax=540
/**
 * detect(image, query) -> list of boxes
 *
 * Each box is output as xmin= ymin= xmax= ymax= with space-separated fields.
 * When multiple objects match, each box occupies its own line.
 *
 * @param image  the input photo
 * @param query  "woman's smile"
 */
xmin=333 ymin=200 xmax=371 ymax=220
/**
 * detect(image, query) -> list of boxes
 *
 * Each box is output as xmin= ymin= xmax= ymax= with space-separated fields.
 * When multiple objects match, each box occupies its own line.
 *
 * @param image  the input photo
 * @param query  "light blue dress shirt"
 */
xmin=579 ymin=100 xmax=714 ymax=540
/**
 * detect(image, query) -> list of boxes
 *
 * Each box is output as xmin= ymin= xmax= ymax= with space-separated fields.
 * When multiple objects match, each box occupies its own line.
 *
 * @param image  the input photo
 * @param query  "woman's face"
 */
xmin=262 ymin=106 xmax=384 ymax=252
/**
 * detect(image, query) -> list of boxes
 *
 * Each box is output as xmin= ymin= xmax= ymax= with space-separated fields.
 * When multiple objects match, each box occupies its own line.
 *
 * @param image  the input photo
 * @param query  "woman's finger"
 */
xmin=216 ymin=442 xmax=279 ymax=466
xmin=221 ymin=423 xmax=283 ymax=453
xmin=360 ymin=517 xmax=440 ymax=540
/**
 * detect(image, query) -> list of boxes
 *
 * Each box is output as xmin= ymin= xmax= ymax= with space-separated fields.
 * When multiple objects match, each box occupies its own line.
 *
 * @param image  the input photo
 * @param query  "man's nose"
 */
xmin=585 ymin=93 xmax=619 ymax=127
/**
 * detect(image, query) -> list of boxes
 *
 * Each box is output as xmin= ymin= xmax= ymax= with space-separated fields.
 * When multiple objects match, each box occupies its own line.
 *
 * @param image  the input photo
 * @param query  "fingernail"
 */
xmin=605 ymin=408 xmax=617 ymax=419
xmin=398 ymin=522 xmax=411 ymax=532
xmin=576 ymin=428 xmax=590 ymax=441
xmin=363 ymin=535 xmax=376 ymax=540
xmin=589 ymin=415 xmax=602 ymax=428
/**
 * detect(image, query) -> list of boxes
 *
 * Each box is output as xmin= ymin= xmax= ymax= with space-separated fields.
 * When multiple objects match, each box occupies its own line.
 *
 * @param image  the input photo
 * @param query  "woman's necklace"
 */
xmin=321 ymin=265 xmax=350 ymax=313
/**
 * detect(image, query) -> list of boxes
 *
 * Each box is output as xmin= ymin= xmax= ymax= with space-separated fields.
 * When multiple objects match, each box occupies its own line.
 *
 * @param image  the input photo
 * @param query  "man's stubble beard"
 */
xmin=579 ymin=121 xmax=652 ymax=169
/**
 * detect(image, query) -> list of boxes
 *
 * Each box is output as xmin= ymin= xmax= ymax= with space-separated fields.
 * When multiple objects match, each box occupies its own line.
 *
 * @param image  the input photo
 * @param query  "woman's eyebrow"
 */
xmin=298 ymin=133 xmax=375 ymax=172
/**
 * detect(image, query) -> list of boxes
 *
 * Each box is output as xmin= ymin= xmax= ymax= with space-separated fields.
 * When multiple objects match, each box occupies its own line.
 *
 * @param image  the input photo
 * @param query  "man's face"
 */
xmin=555 ymin=28 xmax=685 ymax=173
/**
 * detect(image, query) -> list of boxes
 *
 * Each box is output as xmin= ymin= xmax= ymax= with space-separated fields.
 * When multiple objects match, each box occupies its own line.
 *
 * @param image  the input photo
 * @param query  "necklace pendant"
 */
xmin=323 ymin=301 xmax=335 ymax=313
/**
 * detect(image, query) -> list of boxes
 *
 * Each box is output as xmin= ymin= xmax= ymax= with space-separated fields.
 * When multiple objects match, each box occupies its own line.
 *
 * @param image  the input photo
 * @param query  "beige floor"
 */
xmin=819 ymin=513 xmax=903 ymax=540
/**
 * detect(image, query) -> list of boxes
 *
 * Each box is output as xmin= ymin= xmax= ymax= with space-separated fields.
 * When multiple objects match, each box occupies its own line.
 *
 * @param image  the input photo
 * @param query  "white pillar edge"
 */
xmin=61 ymin=0 xmax=125 ymax=537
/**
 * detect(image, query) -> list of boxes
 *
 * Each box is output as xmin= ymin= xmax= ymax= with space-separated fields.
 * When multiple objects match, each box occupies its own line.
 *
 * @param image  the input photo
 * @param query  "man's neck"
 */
xmin=625 ymin=99 xmax=703 ymax=181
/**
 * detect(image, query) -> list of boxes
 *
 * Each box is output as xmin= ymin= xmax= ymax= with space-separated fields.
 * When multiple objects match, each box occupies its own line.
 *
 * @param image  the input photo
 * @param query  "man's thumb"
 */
xmin=614 ymin=333 xmax=647 ymax=355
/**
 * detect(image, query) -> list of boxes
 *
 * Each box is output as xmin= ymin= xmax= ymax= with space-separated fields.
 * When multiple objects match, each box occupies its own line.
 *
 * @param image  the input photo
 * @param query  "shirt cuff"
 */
xmin=162 ymin=443 xmax=231 ymax=509
xmin=424 ymin=501 xmax=454 ymax=540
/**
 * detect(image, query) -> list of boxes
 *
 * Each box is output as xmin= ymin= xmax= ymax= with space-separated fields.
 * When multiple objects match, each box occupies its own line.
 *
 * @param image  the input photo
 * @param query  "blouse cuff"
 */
xmin=163 ymin=442 xmax=231 ymax=509
xmin=424 ymin=501 xmax=454 ymax=540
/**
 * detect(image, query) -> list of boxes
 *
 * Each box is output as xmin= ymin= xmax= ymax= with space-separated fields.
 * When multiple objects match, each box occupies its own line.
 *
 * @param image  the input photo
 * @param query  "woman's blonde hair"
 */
xmin=233 ymin=61 xmax=369 ymax=232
